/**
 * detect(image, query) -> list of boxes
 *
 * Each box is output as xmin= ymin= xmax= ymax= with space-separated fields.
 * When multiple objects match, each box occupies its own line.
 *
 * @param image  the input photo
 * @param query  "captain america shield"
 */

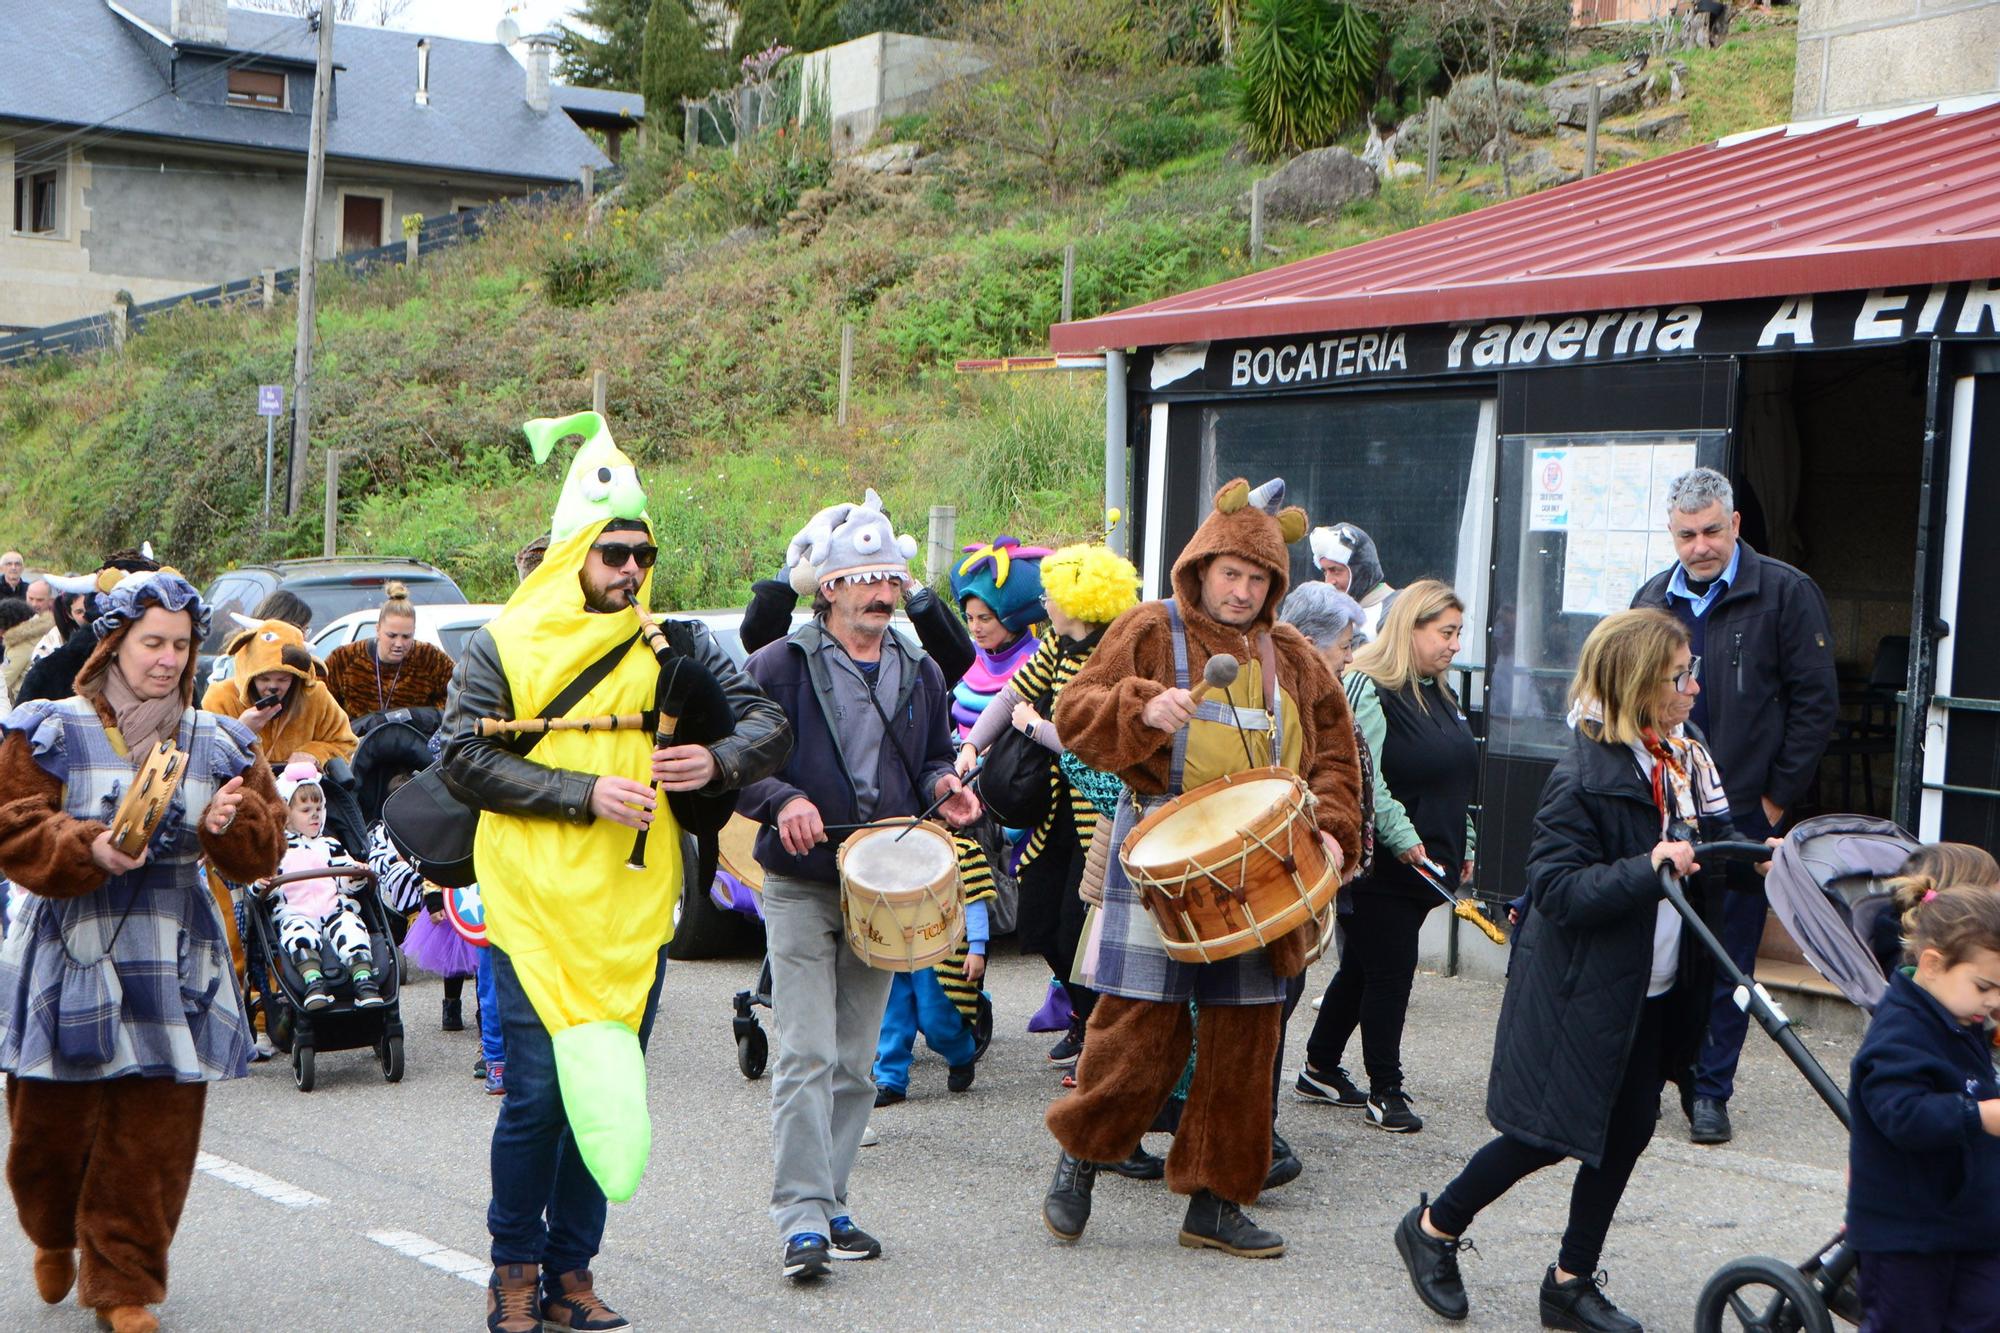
xmin=443 ymin=881 xmax=488 ymax=946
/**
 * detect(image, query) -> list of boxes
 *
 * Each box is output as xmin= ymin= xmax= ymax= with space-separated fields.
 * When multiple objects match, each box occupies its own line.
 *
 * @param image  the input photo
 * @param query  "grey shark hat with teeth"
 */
xmin=808 ymin=488 xmax=920 ymax=589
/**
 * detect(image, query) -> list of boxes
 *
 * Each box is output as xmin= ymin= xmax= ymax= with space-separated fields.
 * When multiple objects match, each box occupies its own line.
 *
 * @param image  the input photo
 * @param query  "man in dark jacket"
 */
xmin=1631 ymin=466 xmax=1837 ymax=1144
xmin=736 ymin=491 xmax=979 ymax=1284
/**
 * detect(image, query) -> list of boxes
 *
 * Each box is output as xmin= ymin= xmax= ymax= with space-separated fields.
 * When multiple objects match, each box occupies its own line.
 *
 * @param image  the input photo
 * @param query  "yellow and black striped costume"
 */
xmin=1008 ymin=636 xmax=1102 ymax=870
xmin=936 ymin=834 xmax=999 ymax=1023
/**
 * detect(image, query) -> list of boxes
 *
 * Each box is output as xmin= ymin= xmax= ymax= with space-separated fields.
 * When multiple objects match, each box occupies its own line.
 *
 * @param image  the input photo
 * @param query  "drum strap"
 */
xmin=1163 ymin=599 xmax=1284 ymax=792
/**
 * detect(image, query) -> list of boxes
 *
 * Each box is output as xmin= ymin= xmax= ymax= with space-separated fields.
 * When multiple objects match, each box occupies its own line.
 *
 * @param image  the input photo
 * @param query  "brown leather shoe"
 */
xmin=486 ymin=1263 xmax=540 ymax=1333
xmin=93 ymin=1307 xmax=158 ymax=1333
xmin=541 ymin=1268 xmax=631 ymax=1331
xmin=32 ymin=1247 xmax=73 ymax=1304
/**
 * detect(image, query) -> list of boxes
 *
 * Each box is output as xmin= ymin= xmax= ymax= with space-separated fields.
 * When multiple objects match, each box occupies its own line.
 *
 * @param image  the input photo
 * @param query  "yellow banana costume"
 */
xmin=477 ymin=411 xmax=680 ymax=1201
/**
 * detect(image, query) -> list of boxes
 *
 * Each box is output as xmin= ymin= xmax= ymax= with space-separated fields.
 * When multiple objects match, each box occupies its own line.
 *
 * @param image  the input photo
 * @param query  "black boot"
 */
xmin=1393 ymin=1195 xmax=1471 ymax=1321
xmin=1042 ymin=1150 xmax=1096 ymax=1241
xmin=1689 ymin=1097 xmax=1733 ymax=1145
xmin=442 ymin=996 xmax=464 ymax=1031
xmin=1264 ymin=1129 xmax=1303 ymax=1190
xmin=1101 ymin=1145 xmax=1165 ymax=1180
xmin=1540 ymin=1266 xmax=1642 ymax=1332
xmin=1178 ymin=1190 xmax=1285 ymax=1258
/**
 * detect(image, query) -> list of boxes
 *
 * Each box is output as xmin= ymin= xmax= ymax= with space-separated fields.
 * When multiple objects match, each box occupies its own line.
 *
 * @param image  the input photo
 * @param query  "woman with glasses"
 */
xmin=1393 ymin=607 xmax=1738 ymax=1333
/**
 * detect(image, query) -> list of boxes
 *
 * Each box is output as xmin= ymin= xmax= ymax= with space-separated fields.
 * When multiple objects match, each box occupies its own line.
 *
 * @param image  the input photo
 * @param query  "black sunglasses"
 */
xmin=591 ymin=541 xmax=659 ymax=570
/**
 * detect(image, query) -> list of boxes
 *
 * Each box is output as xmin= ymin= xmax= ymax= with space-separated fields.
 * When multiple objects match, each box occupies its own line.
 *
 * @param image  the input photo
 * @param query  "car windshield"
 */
xmin=292 ymin=577 xmax=461 ymax=626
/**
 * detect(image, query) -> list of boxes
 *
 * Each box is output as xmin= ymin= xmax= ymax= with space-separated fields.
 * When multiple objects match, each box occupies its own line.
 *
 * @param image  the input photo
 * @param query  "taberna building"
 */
xmin=1053 ymin=97 xmax=2000 ymax=982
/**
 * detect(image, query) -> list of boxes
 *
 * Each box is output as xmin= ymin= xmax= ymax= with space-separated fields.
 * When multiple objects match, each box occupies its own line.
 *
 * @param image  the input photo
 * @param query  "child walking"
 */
xmin=1847 ymin=870 xmax=2000 ymax=1333
xmin=262 ymin=762 xmax=384 ymax=1009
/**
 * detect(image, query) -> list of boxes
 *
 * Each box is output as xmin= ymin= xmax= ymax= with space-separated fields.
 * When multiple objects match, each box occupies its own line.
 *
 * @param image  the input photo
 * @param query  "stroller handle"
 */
xmin=264 ymin=867 xmax=379 ymax=890
xmin=1690 ymin=840 xmax=1774 ymax=863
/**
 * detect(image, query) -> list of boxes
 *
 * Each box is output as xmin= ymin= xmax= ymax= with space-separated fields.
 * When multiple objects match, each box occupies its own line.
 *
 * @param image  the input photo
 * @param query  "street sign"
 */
xmin=257 ymin=384 xmax=285 ymax=417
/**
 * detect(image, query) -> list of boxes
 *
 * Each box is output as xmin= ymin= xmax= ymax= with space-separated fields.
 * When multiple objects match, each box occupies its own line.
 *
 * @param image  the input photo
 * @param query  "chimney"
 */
xmin=524 ymin=34 xmax=554 ymax=115
xmin=415 ymin=38 xmax=431 ymax=106
xmin=170 ymin=0 xmax=228 ymax=45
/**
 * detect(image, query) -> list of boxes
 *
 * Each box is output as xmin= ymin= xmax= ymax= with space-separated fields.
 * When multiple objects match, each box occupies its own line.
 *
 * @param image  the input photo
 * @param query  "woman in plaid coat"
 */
xmin=0 ymin=571 xmax=287 ymax=1333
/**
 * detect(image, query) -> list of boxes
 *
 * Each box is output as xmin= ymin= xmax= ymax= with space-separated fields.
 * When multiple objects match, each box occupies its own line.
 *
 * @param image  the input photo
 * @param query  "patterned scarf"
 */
xmin=1635 ymin=726 xmax=1731 ymax=838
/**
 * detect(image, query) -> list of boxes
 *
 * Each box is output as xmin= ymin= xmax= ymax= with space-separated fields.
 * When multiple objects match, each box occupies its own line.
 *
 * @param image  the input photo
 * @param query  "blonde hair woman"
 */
xmin=1297 ymin=580 xmax=1476 ymax=1134
xmin=1395 ymin=608 xmax=1741 ymax=1331
xmin=322 ymin=581 xmax=455 ymax=722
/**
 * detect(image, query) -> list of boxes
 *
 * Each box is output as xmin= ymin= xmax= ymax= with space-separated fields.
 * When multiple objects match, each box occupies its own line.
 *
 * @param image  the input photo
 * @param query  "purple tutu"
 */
xmin=404 ymin=909 xmax=482 ymax=978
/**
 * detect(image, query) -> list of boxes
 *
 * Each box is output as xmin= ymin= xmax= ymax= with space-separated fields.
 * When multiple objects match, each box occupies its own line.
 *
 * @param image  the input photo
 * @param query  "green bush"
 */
xmin=541 ymin=242 xmax=631 ymax=307
xmin=1234 ymin=0 xmax=1381 ymax=160
xmin=680 ymin=122 xmax=834 ymax=229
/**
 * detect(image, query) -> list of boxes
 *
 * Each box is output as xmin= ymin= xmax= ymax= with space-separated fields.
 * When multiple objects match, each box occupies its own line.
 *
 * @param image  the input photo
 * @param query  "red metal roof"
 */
xmin=1049 ymin=98 xmax=2000 ymax=353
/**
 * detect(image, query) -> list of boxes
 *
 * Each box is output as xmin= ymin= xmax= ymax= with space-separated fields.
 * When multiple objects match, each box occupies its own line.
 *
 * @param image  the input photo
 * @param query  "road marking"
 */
xmin=367 ymin=1229 xmax=490 ymax=1286
xmin=193 ymin=1152 xmax=327 ymax=1209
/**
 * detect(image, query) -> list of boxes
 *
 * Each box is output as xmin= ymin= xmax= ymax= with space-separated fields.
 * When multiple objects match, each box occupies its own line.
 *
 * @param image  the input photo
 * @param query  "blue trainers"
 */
xmin=828 ymin=1215 xmax=881 ymax=1260
xmin=783 ymin=1232 xmax=830 ymax=1281
xmin=484 ymin=1060 xmax=505 ymax=1096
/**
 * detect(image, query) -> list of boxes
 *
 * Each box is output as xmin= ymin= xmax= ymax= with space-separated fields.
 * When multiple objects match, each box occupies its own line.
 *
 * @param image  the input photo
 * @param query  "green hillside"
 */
xmin=0 ymin=16 xmax=1795 ymax=607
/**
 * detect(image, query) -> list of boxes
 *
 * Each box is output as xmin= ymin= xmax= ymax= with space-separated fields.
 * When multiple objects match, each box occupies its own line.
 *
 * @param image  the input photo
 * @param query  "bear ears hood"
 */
xmin=1169 ymin=478 xmax=1309 ymax=630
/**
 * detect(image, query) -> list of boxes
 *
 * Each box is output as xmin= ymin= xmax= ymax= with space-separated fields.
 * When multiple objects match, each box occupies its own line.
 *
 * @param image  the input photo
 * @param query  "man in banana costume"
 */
xmin=440 ymin=411 xmax=789 ymax=1333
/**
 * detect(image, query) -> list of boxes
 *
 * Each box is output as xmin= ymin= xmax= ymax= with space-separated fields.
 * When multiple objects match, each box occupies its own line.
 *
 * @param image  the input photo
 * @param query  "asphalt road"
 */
xmin=0 ymin=950 xmax=1860 ymax=1332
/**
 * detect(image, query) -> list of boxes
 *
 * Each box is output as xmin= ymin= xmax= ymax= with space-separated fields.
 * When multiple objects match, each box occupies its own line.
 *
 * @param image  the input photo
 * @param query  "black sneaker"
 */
xmin=1101 ymin=1145 xmax=1165 ymax=1180
xmin=782 ymin=1233 xmax=831 ymax=1282
xmin=1393 ymin=1196 xmax=1471 ymax=1321
xmin=873 ymin=1086 xmax=906 ymax=1108
xmin=1296 ymin=1065 xmax=1367 ymax=1108
xmin=1047 ymin=1015 xmax=1085 ymax=1067
xmin=1264 ymin=1130 xmax=1303 ymax=1190
xmin=474 ymin=1055 xmax=488 ymax=1080
xmin=1540 ymin=1265 xmax=1642 ymax=1332
xmin=1042 ymin=1150 xmax=1096 ymax=1241
xmin=300 ymin=972 xmax=332 ymax=1011
xmin=1368 ymin=1088 xmax=1424 ymax=1133
xmin=351 ymin=970 xmax=386 ymax=1008
xmin=1178 ymin=1189 xmax=1285 ymax=1258
xmin=827 ymin=1215 xmax=881 ymax=1261
xmin=1689 ymin=1096 xmax=1733 ymax=1145
xmin=947 ymin=1062 xmax=976 ymax=1093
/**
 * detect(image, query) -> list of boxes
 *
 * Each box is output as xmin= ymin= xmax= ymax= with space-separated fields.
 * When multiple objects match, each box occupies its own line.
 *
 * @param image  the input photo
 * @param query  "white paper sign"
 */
xmin=1530 ymin=447 xmax=1570 ymax=531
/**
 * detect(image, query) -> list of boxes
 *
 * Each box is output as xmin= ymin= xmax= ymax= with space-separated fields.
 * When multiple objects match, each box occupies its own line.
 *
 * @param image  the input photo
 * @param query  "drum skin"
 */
xmin=1119 ymin=766 xmax=1336 ymax=964
xmin=838 ymin=821 xmax=964 ymax=972
xmin=110 ymin=741 xmax=186 ymax=859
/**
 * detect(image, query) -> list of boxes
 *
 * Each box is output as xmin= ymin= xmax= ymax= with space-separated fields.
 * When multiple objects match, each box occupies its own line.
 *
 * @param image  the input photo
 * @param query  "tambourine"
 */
xmin=110 ymin=740 xmax=186 ymax=858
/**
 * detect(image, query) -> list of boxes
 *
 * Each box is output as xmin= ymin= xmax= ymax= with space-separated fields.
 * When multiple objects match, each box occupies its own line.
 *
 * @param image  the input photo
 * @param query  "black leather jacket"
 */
xmin=438 ymin=618 xmax=791 ymax=825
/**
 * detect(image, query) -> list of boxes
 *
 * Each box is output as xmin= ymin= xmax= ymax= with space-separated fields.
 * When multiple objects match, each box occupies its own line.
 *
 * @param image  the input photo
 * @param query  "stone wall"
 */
xmin=798 ymin=31 xmax=986 ymax=156
xmin=1794 ymin=0 xmax=2000 ymax=118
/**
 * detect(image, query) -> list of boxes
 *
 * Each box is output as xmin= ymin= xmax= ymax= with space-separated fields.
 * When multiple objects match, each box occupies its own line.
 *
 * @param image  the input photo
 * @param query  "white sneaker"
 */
xmin=860 ymin=1123 xmax=879 ymax=1147
xmin=253 ymin=1032 xmax=275 ymax=1062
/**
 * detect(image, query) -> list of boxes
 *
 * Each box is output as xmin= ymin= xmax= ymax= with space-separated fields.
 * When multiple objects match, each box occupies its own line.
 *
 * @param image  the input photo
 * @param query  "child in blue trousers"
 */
xmin=873 ymin=838 xmax=995 ymax=1104
xmin=1847 ymin=866 xmax=2000 ymax=1333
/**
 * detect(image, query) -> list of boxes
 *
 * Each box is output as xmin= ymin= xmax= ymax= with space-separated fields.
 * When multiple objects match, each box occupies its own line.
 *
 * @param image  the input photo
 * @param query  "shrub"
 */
xmin=1234 ymin=0 xmax=1382 ymax=160
xmin=541 ymin=242 xmax=631 ymax=307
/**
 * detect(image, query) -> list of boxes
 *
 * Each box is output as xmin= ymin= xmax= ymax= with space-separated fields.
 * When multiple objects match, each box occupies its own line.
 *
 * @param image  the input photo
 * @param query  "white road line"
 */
xmin=193 ymin=1151 xmax=328 ymax=1209
xmin=367 ymin=1230 xmax=490 ymax=1286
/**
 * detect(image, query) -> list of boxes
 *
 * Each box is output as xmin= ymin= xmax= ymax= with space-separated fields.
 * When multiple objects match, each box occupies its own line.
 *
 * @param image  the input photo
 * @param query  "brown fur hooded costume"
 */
xmin=0 ymin=580 xmax=286 ymax=1333
xmin=1047 ymin=478 xmax=1363 ymax=1210
xmin=200 ymin=617 xmax=357 ymax=768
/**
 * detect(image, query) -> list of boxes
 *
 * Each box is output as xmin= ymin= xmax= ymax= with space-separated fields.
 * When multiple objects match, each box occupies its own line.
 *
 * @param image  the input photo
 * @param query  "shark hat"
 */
xmin=810 ymin=489 xmax=919 ymax=591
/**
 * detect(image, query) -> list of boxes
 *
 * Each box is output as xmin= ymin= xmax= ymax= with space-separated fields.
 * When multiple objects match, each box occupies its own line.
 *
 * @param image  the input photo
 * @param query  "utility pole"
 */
xmin=287 ymin=4 xmax=335 ymax=515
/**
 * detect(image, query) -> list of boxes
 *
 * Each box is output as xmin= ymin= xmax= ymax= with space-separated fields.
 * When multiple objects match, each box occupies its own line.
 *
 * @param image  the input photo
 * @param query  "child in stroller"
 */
xmin=262 ymin=762 xmax=385 ymax=1009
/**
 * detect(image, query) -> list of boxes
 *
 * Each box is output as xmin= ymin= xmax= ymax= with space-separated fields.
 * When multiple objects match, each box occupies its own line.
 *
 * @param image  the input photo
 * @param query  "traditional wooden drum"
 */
xmin=1119 ymin=766 xmax=1337 ymax=965
xmin=110 ymin=740 xmax=187 ymax=859
xmin=838 ymin=820 xmax=964 ymax=972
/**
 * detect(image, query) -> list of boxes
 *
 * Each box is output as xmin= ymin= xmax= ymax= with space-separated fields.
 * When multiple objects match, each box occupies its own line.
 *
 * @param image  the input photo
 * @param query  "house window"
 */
xmin=227 ymin=69 xmax=288 ymax=110
xmin=12 ymin=167 xmax=59 ymax=235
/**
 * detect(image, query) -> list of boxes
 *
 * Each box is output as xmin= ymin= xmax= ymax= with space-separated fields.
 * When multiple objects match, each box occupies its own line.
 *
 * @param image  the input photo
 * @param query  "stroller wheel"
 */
xmin=1694 ymin=1255 xmax=1834 ymax=1333
xmin=379 ymin=1035 xmax=404 ymax=1084
xmin=737 ymin=1025 xmax=768 ymax=1081
xmin=293 ymin=1044 xmax=316 ymax=1093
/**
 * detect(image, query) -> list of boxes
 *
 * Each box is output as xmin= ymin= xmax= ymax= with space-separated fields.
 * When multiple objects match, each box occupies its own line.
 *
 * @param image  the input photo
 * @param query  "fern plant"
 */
xmin=1234 ymin=0 xmax=1381 ymax=160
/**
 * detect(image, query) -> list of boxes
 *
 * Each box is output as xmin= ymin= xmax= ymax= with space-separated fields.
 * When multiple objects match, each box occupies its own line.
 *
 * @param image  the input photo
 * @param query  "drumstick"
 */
xmin=1188 ymin=653 xmax=1238 ymax=705
xmin=893 ymin=765 xmax=984 ymax=842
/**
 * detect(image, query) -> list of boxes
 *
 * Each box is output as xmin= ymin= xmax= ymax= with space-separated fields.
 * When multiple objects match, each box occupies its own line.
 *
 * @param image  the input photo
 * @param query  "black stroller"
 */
xmin=241 ymin=864 xmax=407 ymax=1092
xmin=1672 ymin=814 xmax=1923 ymax=1332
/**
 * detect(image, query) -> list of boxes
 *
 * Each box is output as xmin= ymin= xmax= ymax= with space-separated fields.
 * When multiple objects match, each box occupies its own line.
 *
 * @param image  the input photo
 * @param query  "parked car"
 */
xmin=308 ymin=603 xmax=505 ymax=662
xmin=200 ymin=558 xmax=467 ymax=687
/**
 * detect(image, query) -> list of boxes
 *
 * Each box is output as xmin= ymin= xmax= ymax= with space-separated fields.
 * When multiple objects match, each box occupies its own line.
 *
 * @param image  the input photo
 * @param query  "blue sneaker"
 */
xmin=828 ymin=1215 xmax=881 ymax=1260
xmin=484 ymin=1060 xmax=505 ymax=1096
xmin=783 ymin=1232 xmax=830 ymax=1281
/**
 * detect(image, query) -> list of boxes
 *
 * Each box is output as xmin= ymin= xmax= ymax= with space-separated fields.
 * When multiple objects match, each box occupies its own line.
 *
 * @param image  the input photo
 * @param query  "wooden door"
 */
xmin=341 ymin=195 xmax=384 ymax=252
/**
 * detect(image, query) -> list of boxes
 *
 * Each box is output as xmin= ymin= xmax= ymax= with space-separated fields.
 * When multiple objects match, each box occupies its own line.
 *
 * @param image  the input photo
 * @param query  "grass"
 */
xmin=0 ymin=23 xmax=1799 ymax=608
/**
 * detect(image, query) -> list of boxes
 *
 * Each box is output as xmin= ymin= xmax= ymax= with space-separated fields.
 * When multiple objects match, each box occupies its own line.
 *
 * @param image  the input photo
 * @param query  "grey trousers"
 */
xmin=763 ymin=871 xmax=895 ymax=1240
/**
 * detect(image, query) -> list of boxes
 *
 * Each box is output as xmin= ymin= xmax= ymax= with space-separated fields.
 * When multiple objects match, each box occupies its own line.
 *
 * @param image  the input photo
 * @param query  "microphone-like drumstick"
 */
xmin=1193 ymin=654 xmax=1260 ymax=769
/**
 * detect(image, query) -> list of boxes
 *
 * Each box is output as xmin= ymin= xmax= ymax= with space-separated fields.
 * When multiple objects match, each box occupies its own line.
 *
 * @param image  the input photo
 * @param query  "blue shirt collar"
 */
xmin=1666 ymin=543 xmax=1741 ymax=617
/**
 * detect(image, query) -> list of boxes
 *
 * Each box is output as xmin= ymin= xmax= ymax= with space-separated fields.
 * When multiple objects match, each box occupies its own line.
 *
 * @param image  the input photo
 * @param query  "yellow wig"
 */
xmin=1040 ymin=543 xmax=1140 ymax=626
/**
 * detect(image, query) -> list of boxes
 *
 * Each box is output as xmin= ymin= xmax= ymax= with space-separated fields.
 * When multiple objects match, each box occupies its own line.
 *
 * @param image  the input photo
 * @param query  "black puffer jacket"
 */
xmin=1485 ymin=727 xmax=1736 ymax=1166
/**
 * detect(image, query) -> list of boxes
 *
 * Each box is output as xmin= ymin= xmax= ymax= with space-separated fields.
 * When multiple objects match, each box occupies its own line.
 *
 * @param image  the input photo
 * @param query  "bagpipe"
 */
xmin=624 ymin=604 xmax=739 ymax=870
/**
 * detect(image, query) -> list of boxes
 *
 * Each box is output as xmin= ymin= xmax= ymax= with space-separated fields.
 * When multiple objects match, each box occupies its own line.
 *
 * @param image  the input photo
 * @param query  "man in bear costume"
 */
xmin=1043 ymin=478 xmax=1364 ymax=1258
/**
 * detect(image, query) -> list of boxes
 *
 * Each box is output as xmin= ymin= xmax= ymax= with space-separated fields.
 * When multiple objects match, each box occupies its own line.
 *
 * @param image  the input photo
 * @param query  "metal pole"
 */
xmin=1583 ymin=82 xmax=1602 ymax=179
xmin=837 ymin=323 xmax=854 ymax=426
xmin=1426 ymin=96 xmax=1441 ymax=190
xmin=1061 ymin=244 xmax=1075 ymax=323
xmin=592 ymin=369 xmax=607 ymax=416
xmin=1104 ymin=349 xmax=1128 ymax=557
xmin=926 ymin=506 xmax=957 ymax=587
xmin=263 ymin=415 xmax=275 ymax=525
xmin=1249 ymin=178 xmax=1264 ymax=264
xmin=323 ymin=450 xmax=341 ymax=557
xmin=288 ymin=4 xmax=335 ymax=516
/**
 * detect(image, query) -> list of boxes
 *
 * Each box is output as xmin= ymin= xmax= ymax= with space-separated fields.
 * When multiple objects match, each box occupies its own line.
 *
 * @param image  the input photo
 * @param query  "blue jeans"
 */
xmin=1694 ymin=809 xmax=1772 ymax=1103
xmin=872 ymin=969 xmax=977 ymax=1094
xmin=487 ymin=944 xmax=666 ymax=1273
xmin=476 ymin=947 xmax=503 ymax=1067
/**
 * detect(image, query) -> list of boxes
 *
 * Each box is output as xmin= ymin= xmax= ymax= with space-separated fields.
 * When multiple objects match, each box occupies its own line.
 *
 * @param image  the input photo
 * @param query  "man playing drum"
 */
xmin=737 ymin=491 xmax=981 ymax=1282
xmin=1043 ymin=478 xmax=1364 ymax=1258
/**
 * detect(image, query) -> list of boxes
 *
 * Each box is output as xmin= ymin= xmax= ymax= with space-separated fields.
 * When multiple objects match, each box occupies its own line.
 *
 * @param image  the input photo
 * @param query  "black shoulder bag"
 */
xmin=978 ymin=677 xmax=1059 ymax=829
xmin=382 ymin=632 xmax=638 ymax=888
